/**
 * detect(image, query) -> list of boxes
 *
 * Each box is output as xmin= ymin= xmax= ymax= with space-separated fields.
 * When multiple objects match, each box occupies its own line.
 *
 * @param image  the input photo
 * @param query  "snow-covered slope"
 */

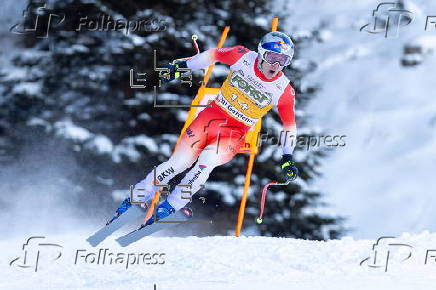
xmin=281 ymin=0 xmax=436 ymax=238
xmin=3 ymin=232 xmax=436 ymax=289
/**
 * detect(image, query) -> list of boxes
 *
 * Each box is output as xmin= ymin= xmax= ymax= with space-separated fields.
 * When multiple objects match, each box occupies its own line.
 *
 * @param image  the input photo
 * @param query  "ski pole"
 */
xmin=161 ymin=34 xmax=201 ymax=81
xmin=169 ymin=34 xmax=201 ymax=64
xmin=256 ymin=179 xmax=291 ymax=224
xmin=191 ymin=34 xmax=200 ymax=54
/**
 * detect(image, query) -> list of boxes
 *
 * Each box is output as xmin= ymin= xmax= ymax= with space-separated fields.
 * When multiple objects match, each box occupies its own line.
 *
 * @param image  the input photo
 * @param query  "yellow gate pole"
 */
xmin=174 ymin=26 xmax=230 ymax=151
xmin=271 ymin=16 xmax=278 ymax=31
xmin=235 ymin=152 xmax=256 ymax=236
xmin=234 ymin=17 xmax=279 ymax=236
xmin=203 ymin=26 xmax=230 ymax=87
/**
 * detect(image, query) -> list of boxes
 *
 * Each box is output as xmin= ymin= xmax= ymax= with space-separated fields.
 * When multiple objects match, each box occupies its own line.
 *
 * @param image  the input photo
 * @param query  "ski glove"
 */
xmin=280 ymin=154 xmax=298 ymax=181
xmin=159 ymin=60 xmax=188 ymax=83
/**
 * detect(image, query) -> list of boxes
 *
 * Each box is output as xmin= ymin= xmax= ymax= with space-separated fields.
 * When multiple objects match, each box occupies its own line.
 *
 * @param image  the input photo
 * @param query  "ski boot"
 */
xmin=145 ymin=200 xmax=176 ymax=225
xmin=144 ymin=201 xmax=194 ymax=226
xmin=106 ymin=197 xmax=133 ymax=225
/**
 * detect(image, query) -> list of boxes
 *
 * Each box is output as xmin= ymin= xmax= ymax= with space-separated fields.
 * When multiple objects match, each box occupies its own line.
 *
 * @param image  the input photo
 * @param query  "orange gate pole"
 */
xmin=235 ymin=153 xmax=256 ymax=236
xmin=234 ymin=17 xmax=279 ymax=236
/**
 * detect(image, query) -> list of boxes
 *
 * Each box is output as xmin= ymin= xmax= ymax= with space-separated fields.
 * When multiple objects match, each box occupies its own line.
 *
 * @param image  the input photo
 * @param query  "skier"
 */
xmin=112 ymin=31 xmax=299 ymax=226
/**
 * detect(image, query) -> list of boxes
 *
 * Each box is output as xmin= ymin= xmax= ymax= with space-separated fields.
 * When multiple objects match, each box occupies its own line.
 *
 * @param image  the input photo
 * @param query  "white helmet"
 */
xmin=257 ymin=31 xmax=294 ymax=66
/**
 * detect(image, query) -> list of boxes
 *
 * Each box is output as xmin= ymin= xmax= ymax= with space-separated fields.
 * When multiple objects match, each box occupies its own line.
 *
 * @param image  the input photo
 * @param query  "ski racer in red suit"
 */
xmin=112 ymin=31 xmax=299 ymax=225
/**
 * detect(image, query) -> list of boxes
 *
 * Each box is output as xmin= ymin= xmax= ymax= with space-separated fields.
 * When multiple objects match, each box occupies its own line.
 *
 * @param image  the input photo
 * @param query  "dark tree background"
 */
xmin=0 ymin=0 xmax=344 ymax=239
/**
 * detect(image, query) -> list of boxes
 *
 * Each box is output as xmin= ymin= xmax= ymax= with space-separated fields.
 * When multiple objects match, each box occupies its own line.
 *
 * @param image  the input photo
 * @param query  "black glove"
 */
xmin=280 ymin=154 xmax=298 ymax=181
xmin=159 ymin=60 xmax=188 ymax=83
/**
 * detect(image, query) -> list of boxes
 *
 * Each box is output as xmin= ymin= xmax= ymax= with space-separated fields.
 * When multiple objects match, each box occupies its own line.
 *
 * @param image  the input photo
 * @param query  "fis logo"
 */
xmin=157 ymin=167 xmax=175 ymax=182
xmin=199 ymin=165 xmax=207 ymax=171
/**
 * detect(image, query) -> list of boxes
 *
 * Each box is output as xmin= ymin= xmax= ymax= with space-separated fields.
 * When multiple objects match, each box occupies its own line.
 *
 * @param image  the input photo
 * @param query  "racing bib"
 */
xmin=216 ymin=51 xmax=289 ymax=126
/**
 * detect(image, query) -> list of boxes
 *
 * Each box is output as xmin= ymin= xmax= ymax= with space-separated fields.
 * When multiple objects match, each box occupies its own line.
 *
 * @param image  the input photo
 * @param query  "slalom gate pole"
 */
xmin=202 ymin=26 xmax=230 ymax=87
xmin=234 ymin=17 xmax=279 ymax=236
xmin=271 ymin=17 xmax=278 ymax=31
xmin=144 ymin=188 xmax=162 ymax=223
xmin=235 ymin=153 xmax=256 ymax=236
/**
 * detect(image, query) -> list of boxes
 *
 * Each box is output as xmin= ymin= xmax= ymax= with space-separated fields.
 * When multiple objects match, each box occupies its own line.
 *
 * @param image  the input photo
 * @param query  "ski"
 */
xmin=116 ymin=209 xmax=193 ymax=247
xmin=86 ymin=204 xmax=146 ymax=247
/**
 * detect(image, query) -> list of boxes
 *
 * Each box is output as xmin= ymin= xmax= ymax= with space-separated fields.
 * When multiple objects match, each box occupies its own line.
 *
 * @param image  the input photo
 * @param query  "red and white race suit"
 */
xmin=133 ymin=46 xmax=297 ymax=210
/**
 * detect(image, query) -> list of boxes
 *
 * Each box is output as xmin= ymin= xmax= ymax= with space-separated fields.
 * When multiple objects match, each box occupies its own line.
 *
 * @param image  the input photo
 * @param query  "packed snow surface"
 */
xmin=3 ymin=231 xmax=436 ymax=290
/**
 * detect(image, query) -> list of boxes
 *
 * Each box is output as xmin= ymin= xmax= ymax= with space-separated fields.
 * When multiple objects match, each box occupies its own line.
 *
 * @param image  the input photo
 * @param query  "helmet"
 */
xmin=258 ymin=31 xmax=294 ymax=66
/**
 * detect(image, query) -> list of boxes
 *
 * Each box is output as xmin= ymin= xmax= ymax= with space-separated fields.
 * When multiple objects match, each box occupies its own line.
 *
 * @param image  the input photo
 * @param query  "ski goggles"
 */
xmin=261 ymin=51 xmax=291 ymax=66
